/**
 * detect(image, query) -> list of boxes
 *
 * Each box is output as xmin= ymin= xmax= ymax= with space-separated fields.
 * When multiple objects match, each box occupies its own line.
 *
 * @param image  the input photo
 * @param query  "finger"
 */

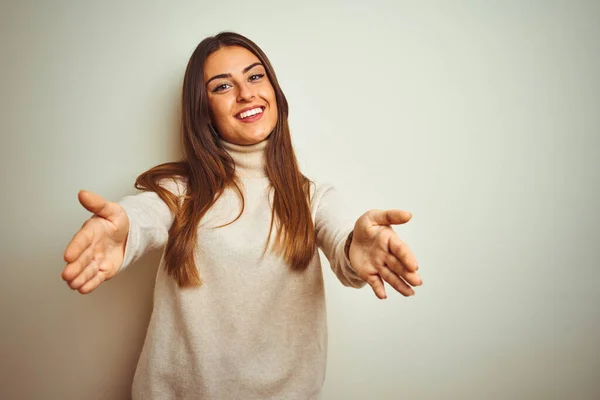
xmin=78 ymin=270 xmax=107 ymax=294
xmin=62 ymin=244 xmax=94 ymax=281
xmin=369 ymin=209 xmax=412 ymax=226
xmin=68 ymin=259 xmax=100 ymax=290
xmin=388 ymin=233 xmax=419 ymax=272
xmin=366 ymin=274 xmax=387 ymax=299
xmin=386 ymin=255 xmax=422 ymax=286
xmin=63 ymin=224 xmax=95 ymax=263
xmin=379 ymin=266 xmax=414 ymax=296
xmin=78 ymin=190 xmax=120 ymax=220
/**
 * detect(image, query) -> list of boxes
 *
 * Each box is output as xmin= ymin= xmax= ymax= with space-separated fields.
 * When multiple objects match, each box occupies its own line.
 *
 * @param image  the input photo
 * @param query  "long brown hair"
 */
xmin=134 ymin=32 xmax=315 ymax=287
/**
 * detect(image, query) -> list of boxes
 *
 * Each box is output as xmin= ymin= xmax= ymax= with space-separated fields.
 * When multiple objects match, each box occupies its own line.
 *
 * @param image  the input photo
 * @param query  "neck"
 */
xmin=219 ymin=138 xmax=268 ymax=178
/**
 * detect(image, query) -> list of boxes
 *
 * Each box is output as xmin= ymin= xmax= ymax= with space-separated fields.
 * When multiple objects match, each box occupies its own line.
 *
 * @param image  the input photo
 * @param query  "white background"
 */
xmin=1 ymin=1 xmax=599 ymax=399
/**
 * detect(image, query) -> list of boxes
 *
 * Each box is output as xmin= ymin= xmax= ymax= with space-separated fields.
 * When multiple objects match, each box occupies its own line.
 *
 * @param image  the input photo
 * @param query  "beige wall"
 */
xmin=1 ymin=1 xmax=599 ymax=399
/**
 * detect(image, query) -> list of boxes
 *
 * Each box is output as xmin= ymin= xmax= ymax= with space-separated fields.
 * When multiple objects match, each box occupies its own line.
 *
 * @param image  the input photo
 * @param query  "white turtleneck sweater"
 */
xmin=117 ymin=139 xmax=366 ymax=400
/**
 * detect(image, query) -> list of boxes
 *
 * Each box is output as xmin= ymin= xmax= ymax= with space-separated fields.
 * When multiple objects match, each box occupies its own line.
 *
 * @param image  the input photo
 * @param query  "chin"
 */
xmin=222 ymin=124 xmax=275 ymax=145
xmin=245 ymin=130 xmax=272 ymax=144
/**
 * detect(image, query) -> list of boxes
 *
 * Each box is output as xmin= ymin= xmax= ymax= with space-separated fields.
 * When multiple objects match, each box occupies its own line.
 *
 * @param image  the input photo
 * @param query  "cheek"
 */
xmin=270 ymin=105 xmax=278 ymax=124
xmin=265 ymin=89 xmax=278 ymax=116
xmin=268 ymin=103 xmax=278 ymax=126
xmin=208 ymin=98 xmax=230 ymax=125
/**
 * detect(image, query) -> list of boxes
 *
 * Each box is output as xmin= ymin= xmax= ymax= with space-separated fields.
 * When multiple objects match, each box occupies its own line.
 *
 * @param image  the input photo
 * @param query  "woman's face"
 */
xmin=204 ymin=46 xmax=278 ymax=145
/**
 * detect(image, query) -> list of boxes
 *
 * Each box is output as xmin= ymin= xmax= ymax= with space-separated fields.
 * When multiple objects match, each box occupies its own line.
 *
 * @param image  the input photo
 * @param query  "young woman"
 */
xmin=61 ymin=32 xmax=422 ymax=399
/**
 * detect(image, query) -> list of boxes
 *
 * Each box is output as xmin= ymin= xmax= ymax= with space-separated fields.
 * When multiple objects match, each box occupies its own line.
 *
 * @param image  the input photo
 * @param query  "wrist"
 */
xmin=344 ymin=230 xmax=354 ymax=260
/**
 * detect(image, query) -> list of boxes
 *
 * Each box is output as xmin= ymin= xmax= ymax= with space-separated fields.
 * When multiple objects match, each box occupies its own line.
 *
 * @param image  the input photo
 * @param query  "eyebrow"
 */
xmin=206 ymin=62 xmax=264 ymax=86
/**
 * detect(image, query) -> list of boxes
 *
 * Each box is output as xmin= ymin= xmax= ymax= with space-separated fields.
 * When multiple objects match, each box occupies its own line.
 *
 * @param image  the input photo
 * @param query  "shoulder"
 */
xmin=158 ymin=176 xmax=188 ymax=197
xmin=308 ymin=179 xmax=337 ymax=209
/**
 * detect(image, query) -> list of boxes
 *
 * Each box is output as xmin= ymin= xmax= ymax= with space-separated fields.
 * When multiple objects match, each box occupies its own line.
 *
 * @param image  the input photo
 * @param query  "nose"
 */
xmin=236 ymin=82 xmax=255 ymax=102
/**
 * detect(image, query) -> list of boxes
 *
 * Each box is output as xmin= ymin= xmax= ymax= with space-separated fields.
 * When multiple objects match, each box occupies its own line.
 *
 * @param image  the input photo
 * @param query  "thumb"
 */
xmin=369 ymin=209 xmax=412 ymax=226
xmin=78 ymin=190 xmax=120 ymax=220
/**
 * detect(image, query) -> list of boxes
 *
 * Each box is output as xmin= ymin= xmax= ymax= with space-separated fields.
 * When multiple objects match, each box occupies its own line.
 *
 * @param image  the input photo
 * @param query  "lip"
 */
xmin=234 ymin=105 xmax=265 ymax=119
xmin=234 ymin=105 xmax=265 ymax=124
xmin=237 ymin=111 xmax=264 ymax=123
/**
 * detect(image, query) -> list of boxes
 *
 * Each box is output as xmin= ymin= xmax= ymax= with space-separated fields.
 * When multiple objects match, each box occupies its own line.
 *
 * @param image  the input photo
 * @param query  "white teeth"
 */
xmin=238 ymin=107 xmax=263 ymax=119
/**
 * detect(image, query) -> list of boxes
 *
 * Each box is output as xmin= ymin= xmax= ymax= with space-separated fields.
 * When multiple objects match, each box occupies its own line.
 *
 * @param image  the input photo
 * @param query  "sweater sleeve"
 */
xmin=116 ymin=178 xmax=185 ymax=272
xmin=314 ymin=183 xmax=366 ymax=288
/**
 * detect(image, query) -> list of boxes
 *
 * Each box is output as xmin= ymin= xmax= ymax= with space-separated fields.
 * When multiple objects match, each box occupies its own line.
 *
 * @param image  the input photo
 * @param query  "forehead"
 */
xmin=204 ymin=46 xmax=261 ymax=81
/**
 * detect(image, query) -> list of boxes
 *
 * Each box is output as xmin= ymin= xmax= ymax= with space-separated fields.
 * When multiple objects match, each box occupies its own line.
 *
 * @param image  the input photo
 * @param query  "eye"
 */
xmin=212 ymin=83 xmax=231 ymax=93
xmin=249 ymin=73 xmax=265 ymax=82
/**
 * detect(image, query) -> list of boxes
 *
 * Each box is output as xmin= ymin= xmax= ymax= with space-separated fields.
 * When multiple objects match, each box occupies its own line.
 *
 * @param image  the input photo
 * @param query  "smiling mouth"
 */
xmin=235 ymin=107 xmax=265 ymax=120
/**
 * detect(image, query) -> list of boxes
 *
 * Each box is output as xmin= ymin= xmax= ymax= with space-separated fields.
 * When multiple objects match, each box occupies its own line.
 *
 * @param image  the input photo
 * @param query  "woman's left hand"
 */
xmin=349 ymin=209 xmax=422 ymax=299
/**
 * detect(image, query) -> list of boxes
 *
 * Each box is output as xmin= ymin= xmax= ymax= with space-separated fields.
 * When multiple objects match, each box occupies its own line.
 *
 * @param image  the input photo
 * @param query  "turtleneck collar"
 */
xmin=219 ymin=138 xmax=269 ymax=178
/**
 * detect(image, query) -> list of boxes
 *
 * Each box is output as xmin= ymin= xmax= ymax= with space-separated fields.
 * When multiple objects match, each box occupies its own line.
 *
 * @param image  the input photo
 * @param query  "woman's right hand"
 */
xmin=62 ymin=191 xmax=129 ymax=294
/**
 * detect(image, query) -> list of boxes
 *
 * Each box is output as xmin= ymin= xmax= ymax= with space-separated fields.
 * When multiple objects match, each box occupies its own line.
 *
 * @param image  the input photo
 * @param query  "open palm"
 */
xmin=61 ymin=190 xmax=129 ymax=294
xmin=349 ymin=209 xmax=422 ymax=299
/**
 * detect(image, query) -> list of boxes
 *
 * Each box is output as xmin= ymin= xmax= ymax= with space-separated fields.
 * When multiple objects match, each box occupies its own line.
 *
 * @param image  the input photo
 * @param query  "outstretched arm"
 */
xmin=314 ymin=184 xmax=366 ymax=288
